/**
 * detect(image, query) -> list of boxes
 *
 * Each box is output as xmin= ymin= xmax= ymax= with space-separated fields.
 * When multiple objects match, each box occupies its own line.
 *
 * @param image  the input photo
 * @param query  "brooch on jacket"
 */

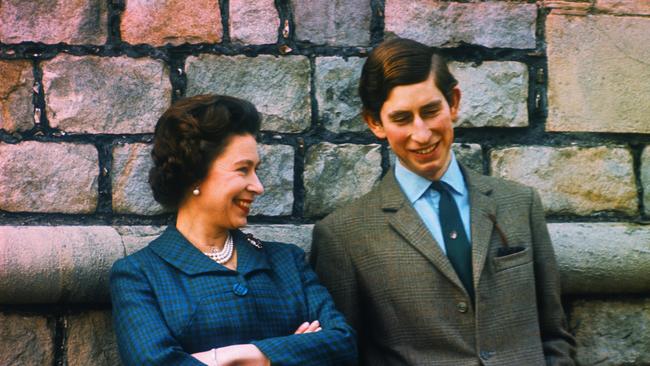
xmin=244 ymin=233 xmax=263 ymax=249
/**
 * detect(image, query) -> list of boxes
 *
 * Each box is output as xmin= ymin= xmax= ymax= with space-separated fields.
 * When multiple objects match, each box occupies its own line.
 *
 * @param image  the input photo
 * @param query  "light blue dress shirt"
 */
xmin=394 ymin=152 xmax=471 ymax=254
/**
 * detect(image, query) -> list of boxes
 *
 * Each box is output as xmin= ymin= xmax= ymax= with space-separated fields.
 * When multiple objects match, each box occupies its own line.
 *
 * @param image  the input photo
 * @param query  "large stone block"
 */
xmin=0 ymin=313 xmax=54 ymax=366
xmin=385 ymin=1 xmax=537 ymax=49
xmin=0 ymin=226 xmax=124 ymax=303
xmin=114 ymin=225 xmax=165 ymax=255
xmin=596 ymin=0 xmax=650 ymax=15
xmin=230 ymin=0 xmax=279 ymax=44
xmin=112 ymin=143 xmax=166 ymax=215
xmin=570 ymin=299 xmax=650 ymax=365
xmin=42 ymin=55 xmax=171 ymax=134
xmin=547 ymin=14 xmax=650 ymax=133
xmin=451 ymin=61 xmax=528 ymax=128
xmin=0 ymin=60 xmax=34 ymax=132
xmin=490 ymin=146 xmax=637 ymax=215
xmin=549 ymin=223 xmax=650 ymax=294
xmin=315 ymin=57 xmax=365 ymax=132
xmin=67 ymin=311 xmax=121 ymax=366
xmin=0 ymin=0 xmax=107 ymax=44
xmin=245 ymin=225 xmax=314 ymax=255
xmin=641 ymin=146 xmax=650 ymax=215
xmin=254 ymin=144 xmax=294 ymax=216
xmin=0 ymin=142 xmax=98 ymax=213
xmin=186 ymin=55 xmax=311 ymax=133
xmin=291 ymin=0 xmax=371 ymax=46
xmin=121 ymin=0 xmax=222 ymax=46
xmin=304 ymin=142 xmax=382 ymax=217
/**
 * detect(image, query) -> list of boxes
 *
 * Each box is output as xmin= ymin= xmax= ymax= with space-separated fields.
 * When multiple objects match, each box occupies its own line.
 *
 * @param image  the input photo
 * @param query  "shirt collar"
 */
xmin=394 ymin=151 xmax=467 ymax=203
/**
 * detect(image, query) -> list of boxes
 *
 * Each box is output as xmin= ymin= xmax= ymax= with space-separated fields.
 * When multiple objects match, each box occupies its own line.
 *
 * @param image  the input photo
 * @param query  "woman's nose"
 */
xmin=248 ymin=172 xmax=265 ymax=195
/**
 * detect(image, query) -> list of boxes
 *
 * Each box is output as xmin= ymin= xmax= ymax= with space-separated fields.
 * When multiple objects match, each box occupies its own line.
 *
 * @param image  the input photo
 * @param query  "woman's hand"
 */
xmin=293 ymin=320 xmax=322 ymax=334
xmin=192 ymin=345 xmax=269 ymax=366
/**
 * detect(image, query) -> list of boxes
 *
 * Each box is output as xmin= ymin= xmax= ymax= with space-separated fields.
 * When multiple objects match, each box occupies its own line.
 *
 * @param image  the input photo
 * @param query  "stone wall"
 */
xmin=1 ymin=1 xmax=649 ymax=365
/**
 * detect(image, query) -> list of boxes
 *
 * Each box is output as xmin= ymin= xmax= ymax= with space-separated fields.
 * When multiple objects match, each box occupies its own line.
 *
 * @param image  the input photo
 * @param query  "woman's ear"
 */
xmin=449 ymin=86 xmax=461 ymax=123
xmin=363 ymin=112 xmax=386 ymax=139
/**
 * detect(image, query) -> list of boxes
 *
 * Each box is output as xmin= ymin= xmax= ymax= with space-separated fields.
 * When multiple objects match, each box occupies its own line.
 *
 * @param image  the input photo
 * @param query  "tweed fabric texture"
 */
xmin=110 ymin=227 xmax=357 ymax=365
xmin=311 ymin=166 xmax=575 ymax=366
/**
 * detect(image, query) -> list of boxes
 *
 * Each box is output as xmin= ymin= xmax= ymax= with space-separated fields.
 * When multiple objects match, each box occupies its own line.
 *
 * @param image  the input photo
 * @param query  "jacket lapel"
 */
xmin=381 ymin=170 xmax=467 ymax=292
xmin=149 ymin=226 xmax=231 ymax=275
xmin=462 ymin=167 xmax=497 ymax=287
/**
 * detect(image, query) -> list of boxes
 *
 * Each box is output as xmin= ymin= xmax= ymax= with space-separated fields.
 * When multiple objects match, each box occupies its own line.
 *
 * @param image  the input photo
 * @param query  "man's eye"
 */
xmin=421 ymin=109 xmax=439 ymax=117
xmin=237 ymin=167 xmax=249 ymax=173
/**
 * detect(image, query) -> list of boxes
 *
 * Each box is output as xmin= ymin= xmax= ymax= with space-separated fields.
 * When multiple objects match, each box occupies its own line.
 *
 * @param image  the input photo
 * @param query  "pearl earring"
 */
xmin=192 ymin=187 xmax=200 ymax=196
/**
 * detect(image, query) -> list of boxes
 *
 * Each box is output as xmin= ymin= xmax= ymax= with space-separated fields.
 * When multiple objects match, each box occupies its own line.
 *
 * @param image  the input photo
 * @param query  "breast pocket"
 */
xmin=492 ymin=247 xmax=533 ymax=272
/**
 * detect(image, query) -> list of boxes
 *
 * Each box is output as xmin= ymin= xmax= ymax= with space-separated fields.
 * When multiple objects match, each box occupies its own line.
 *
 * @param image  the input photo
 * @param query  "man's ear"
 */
xmin=449 ymin=86 xmax=461 ymax=123
xmin=363 ymin=112 xmax=386 ymax=139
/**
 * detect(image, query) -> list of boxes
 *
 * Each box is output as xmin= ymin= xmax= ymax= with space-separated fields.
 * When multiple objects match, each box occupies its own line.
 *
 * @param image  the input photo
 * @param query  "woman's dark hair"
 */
xmin=359 ymin=38 xmax=458 ymax=121
xmin=149 ymin=94 xmax=261 ymax=209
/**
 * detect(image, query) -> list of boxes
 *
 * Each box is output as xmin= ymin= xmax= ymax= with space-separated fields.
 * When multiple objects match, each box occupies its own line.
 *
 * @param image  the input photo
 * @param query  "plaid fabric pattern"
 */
xmin=311 ymin=166 xmax=576 ymax=366
xmin=110 ymin=227 xmax=357 ymax=366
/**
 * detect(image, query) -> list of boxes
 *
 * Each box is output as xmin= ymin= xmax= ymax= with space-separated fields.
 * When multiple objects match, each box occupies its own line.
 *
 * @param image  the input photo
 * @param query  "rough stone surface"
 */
xmin=547 ymin=14 xmax=650 ymax=133
xmin=643 ymin=146 xmax=650 ymax=216
xmin=292 ymin=0 xmax=371 ymax=46
xmin=388 ymin=143 xmax=483 ymax=174
xmin=43 ymin=55 xmax=171 ymax=134
xmin=186 ymin=55 xmax=310 ymax=133
xmin=0 ymin=0 xmax=107 ymax=44
xmin=596 ymin=0 xmax=650 ymax=15
xmin=253 ymin=144 xmax=294 ymax=216
xmin=549 ymin=223 xmax=650 ymax=294
xmin=245 ymin=225 xmax=314 ymax=255
xmin=67 ymin=311 xmax=121 ymax=366
xmin=304 ymin=142 xmax=382 ymax=217
xmin=112 ymin=143 xmax=166 ymax=215
xmin=450 ymin=61 xmax=528 ymax=128
xmin=0 ymin=142 xmax=98 ymax=213
xmin=385 ymin=1 xmax=537 ymax=49
xmin=570 ymin=299 xmax=650 ymax=365
xmin=0 ymin=226 xmax=123 ymax=303
xmin=0 ymin=60 xmax=34 ymax=132
xmin=0 ymin=313 xmax=54 ymax=366
xmin=114 ymin=225 xmax=165 ymax=255
xmin=315 ymin=57 xmax=365 ymax=132
xmin=490 ymin=146 xmax=637 ymax=215
xmin=452 ymin=143 xmax=483 ymax=173
xmin=230 ymin=0 xmax=279 ymax=44
xmin=121 ymin=0 xmax=222 ymax=46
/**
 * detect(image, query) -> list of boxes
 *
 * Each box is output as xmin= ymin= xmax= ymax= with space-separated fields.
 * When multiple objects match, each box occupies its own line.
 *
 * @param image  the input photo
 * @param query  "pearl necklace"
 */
xmin=203 ymin=232 xmax=234 ymax=264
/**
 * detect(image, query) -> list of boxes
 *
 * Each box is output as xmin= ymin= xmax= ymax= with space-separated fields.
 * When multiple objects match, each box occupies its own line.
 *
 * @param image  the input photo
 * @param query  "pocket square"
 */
xmin=497 ymin=246 xmax=526 ymax=257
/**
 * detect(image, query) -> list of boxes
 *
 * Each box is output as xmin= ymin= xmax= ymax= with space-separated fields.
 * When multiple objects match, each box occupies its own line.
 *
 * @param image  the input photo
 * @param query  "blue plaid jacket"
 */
xmin=110 ymin=226 xmax=357 ymax=366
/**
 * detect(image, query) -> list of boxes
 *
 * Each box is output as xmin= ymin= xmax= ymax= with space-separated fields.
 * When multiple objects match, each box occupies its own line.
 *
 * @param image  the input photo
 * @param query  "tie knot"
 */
xmin=430 ymin=180 xmax=448 ymax=193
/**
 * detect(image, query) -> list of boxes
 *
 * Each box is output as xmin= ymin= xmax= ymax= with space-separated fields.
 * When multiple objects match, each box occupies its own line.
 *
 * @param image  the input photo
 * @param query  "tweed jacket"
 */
xmin=110 ymin=227 xmax=357 ymax=366
xmin=311 ymin=166 xmax=576 ymax=366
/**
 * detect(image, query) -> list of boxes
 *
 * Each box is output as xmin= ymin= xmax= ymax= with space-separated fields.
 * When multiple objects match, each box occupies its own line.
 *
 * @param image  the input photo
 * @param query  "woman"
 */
xmin=110 ymin=95 xmax=357 ymax=366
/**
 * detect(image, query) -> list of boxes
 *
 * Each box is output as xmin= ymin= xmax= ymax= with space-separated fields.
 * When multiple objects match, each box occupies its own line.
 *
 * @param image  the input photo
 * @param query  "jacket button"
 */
xmin=480 ymin=350 xmax=495 ymax=361
xmin=457 ymin=301 xmax=468 ymax=313
xmin=233 ymin=283 xmax=248 ymax=297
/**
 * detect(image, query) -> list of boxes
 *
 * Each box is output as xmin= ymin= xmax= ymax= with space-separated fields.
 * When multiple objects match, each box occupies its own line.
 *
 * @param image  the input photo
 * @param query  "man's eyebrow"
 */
xmin=388 ymin=110 xmax=412 ymax=120
xmin=420 ymin=100 xmax=443 ymax=110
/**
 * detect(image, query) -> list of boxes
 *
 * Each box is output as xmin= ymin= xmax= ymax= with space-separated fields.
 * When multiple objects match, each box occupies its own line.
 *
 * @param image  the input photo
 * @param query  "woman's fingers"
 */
xmin=305 ymin=320 xmax=320 ymax=333
xmin=294 ymin=321 xmax=310 ymax=334
xmin=294 ymin=320 xmax=322 ymax=334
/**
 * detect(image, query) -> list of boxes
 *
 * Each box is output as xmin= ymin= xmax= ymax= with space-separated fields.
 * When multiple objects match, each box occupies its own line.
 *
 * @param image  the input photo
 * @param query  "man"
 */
xmin=310 ymin=38 xmax=576 ymax=365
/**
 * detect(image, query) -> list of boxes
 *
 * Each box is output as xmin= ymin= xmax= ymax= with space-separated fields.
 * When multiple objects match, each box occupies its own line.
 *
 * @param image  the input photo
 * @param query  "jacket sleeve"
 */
xmin=110 ymin=258 xmax=205 ymax=366
xmin=529 ymin=188 xmax=577 ymax=365
xmin=309 ymin=220 xmax=360 ymax=331
xmin=251 ymin=245 xmax=358 ymax=366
